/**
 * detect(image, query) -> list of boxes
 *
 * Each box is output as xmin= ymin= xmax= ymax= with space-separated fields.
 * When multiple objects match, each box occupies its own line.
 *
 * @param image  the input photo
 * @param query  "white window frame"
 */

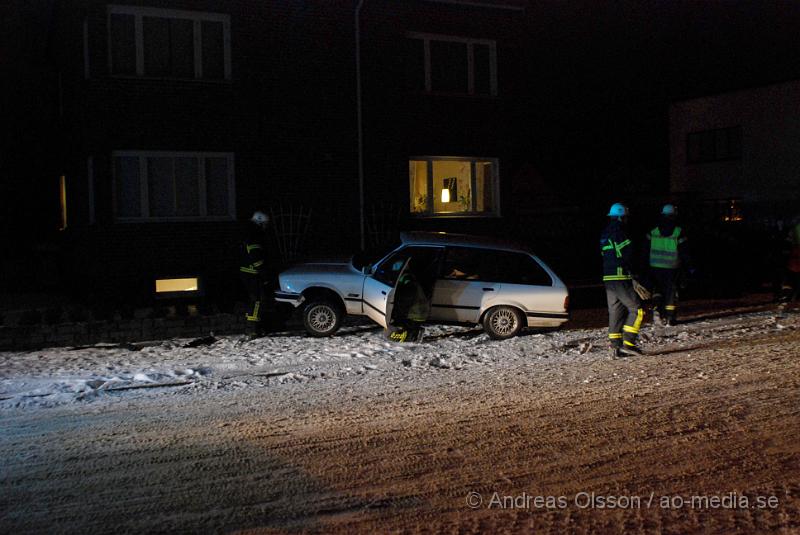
xmin=112 ymin=150 xmax=236 ymax=222
xmin=407 ymin=32 xmax=498 ymax=96
xmin=107 ymin=5 xmax=232 ymax=80
xmin=409 ymin=155 xmax=500 ymax=217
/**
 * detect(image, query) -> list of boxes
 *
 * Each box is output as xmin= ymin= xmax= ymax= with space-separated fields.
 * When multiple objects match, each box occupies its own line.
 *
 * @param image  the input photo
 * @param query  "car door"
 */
xmin=484 ymin=250 xmax=566 ymax=319
xmin=362 ymin=271 xmax=397 ymax=330
xmin=362 ymin=246 xmax=443 ymax=328
xmin=432 ymin=246 xmax=501 ymax=324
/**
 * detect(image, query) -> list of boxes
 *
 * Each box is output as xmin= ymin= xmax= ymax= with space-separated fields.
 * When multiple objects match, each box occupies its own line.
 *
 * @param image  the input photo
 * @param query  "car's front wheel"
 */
xmin=482 ymin=306 xmax=524 ymax=340
xmin=302 ymin=299 xmax=343 ymax=337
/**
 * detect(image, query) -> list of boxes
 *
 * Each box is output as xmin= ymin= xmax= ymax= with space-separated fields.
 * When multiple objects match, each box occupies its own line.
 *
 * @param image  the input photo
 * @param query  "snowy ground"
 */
xmin=1 ymin=296 xmax=799 ymax=533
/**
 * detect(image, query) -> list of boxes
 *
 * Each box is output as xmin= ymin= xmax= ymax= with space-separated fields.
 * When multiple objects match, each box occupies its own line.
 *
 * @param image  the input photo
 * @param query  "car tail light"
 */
xmin=563 ymin=294 xmax=570 ymax=311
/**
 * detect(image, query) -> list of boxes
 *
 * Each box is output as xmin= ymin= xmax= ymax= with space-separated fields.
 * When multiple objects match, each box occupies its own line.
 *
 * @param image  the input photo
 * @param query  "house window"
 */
xmin=59 ymin=175 xmax=68 ymax=230
xmin=108 ymin=5 xmax=230 ymax=80
xmin=113 ymin=151 xmax=235 ymax=221
xmin=405 ymin=33 xmax=497 ymax=96
xmin=409 ymin=157 xmax=499 ymax=216
xmin=686 ymin=126 xmax=741 ymax=164
xmin=155 ymin=277 xmax=199 ymax=294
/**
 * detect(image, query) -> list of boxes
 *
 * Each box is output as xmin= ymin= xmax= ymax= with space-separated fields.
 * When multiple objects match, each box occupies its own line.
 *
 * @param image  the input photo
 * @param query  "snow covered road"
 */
xmin=1 ymin=301 xmax=799 ymax=533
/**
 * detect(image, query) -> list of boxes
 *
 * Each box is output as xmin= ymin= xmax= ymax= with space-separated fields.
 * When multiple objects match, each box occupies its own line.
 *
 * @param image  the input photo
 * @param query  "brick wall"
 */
xmin=0 ymin=313 xmax=247 ymax=351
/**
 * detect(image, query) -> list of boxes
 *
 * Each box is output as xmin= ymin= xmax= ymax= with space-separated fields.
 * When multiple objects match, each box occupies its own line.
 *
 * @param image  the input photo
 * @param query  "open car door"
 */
xmin=362 ymin=258 xmax=409 ymax=329
xmin=362 ymin=246 xmax=442 ymax=329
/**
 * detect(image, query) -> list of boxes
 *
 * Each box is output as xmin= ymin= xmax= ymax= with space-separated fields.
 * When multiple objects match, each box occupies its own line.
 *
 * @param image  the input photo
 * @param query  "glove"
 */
xmin=632 ymin=279 xmax=652 ymax=301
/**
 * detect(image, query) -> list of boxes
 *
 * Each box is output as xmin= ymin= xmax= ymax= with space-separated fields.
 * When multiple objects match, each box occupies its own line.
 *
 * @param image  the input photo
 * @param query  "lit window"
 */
xmin=108 ymin=5 xmax=230 ymax=80
xmin=59 ymin=175 xmax=67 ymax=230
xmin=721 ymin=199 xmax=744 ymax=222
xmin=405 ymin=33 xmax=497 ymax=96
xmin=113 ymin=151 xmax=235 ymax=221
xmin=409 ymin=157 xmax=499 ymax=216
xmin=155 ymin=278 xmax=199 ymax=294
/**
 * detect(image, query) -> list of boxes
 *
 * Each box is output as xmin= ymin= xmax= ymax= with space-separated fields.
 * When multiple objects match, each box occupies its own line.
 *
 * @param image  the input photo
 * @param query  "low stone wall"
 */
xmin=0 ymin=314 xmax=247 ymax=351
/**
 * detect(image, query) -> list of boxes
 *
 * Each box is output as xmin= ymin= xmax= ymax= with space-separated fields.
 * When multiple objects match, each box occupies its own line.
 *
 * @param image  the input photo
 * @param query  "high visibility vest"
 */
xmin=649 ymin=226 xmax=682 ymax=269
xmin=789 ymin=223 xmax=800 ymax=273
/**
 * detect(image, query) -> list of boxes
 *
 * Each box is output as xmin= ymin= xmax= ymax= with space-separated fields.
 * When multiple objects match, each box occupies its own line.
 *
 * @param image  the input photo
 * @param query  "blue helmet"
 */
xmin=607 ymin=203 xmax=628 ymax=218
xmin=661 ymin=204 xmax=676 ymax=216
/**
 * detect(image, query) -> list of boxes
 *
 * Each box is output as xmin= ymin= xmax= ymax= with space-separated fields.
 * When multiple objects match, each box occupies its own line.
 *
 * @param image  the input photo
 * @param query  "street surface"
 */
xmin=2 ymin=296 xmax=799 ymax=533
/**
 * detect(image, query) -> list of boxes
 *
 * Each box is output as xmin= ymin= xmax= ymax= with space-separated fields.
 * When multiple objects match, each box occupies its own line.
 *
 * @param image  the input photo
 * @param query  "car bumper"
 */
xmin=275 ymin=291 xmax=305 ymax=307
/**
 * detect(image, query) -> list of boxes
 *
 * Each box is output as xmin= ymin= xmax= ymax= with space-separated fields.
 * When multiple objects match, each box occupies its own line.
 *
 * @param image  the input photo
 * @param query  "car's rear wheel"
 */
xmin=482 ymin=306 xmax=524 ymax=340
xmin=303 ymin=299 xmax=343 ymax=337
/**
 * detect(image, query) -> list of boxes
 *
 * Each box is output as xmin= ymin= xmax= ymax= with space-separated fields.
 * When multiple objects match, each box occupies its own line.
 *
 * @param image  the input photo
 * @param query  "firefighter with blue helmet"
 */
xmin=601 ymin=203 xmax=646 ymax=358
xmin=646 ymin=204 xmax=690 ymax=325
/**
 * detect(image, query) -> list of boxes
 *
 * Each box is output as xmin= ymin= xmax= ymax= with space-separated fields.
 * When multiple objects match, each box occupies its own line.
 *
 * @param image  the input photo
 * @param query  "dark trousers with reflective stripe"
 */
xmin=240 ymin=273 xmax=266 ymax=335
xmin=605 ymin=280 xmax=644 ymax=347
xmin=650 ymin=267 xmax=679 ymax=322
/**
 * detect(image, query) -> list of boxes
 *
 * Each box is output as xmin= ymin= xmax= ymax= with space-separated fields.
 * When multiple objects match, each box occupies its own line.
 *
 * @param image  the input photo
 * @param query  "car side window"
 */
xmin=442 ymin=247 xmax=483 ymax=280
xmin=373 ymin=246 xmax=443 ymax=286
xmin=481 ymin=250 xmax=553 ymax=286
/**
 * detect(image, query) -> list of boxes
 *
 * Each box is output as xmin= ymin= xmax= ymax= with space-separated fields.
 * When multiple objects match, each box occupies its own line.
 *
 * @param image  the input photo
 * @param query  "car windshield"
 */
xmin=351 ymin=240 xmax=401 ymax=272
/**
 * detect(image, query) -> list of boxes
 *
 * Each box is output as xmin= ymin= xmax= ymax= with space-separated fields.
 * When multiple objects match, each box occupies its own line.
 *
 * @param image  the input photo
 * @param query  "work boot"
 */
xmin=652 ymin=309 xmax=662 ymax=325
xmin=608 ymin=346 xmax=623 ymax=360
xmin=619 ymin=344 xmax=644 ymax=356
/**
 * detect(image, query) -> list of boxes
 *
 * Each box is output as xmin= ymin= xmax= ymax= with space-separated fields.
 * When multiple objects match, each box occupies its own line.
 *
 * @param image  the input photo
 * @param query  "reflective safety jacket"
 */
xmin=600 ymin=220 xmax=634 ymax=282
xmin=648 ymin=225 xmax=686 ymax=269
xmin=789 ymin=222 xmax=800 ymax=273
xmin=239 ymin=224 xmax=266 ymax=277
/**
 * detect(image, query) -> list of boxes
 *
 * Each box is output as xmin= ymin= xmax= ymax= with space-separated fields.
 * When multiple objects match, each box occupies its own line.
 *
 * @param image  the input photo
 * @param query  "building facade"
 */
xmin=40 ymin=0 xmax=533 ymax=305
xmin=669 ymin=80 xmax=800 ymax=222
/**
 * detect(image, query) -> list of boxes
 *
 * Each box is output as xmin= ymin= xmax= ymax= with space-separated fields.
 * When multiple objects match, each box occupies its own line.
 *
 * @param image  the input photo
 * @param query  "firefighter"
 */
xmin=784 ymin=218 xmax=800 ymax=302
xmin=385 ymin=255 xmax=437 ymax=343
xmin=601 ymin=203 xmax=645 ymax=358
xmin=646 ymin=204 xmax=690 ymax=325
xmin=239 ymin=211 xmax=270 ymax=339
xmin=385 ymin=270 xmax=429 ymax=343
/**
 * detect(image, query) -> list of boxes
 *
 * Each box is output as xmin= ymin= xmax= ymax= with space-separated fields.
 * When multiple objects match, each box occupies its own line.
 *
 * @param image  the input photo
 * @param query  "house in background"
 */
xmin=669 ymin=80 xmax=800 ymax=223
xmin=35 ymin=0 xmax=537 ymax=307
xmin=668 ymin=80 xmax=800 ymax=294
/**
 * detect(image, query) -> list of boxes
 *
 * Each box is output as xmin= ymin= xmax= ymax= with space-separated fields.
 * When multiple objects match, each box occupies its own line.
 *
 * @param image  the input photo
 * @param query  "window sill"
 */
xmin=114 ymin=216 xmax=236 ymax=223
xmin=407 ymin=90 xmax=499 ymax=100
xmin=103 ymin=75 xmax=233 ymax=85
xmin=410 ymin=212 xmax=501 ymax=219
xmin=685 ymin=157 xmax=742 ymax=165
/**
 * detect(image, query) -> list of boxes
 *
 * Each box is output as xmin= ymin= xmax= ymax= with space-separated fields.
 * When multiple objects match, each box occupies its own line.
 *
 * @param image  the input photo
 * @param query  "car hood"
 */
xmin=281 ymin=262 xmax=359 ymax=276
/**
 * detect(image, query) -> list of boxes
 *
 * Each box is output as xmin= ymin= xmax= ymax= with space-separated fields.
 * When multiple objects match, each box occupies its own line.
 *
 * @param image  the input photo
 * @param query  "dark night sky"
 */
xmin=512 ymin=1 xmax=800 ymax=198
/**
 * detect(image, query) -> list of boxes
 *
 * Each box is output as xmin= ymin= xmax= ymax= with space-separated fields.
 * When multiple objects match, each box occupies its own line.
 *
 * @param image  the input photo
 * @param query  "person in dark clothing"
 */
xmin=239 ymin=211 xmax=271 ymax=339
xmin=385 ymin=254 xmax=438 ymax=343
xmin=601 ymin=203 xmax=645 ymax=358
xmin=646 ymin=204 xmax=690 ymax=326
xmin=385 ymin=270 xmax=429 ymax=342
xmin=783 ymin=218 xmax=800 ymax=302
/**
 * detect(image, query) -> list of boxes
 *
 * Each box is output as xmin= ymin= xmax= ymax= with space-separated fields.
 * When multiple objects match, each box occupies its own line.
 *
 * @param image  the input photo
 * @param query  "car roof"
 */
xmin=400 ymin=231 xmax=531 ymax=253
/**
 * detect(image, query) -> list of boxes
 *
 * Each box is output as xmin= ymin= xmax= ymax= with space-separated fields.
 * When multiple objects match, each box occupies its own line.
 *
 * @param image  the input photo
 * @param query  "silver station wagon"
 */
xmin=275 ymin=232 xmax=570 ymax=339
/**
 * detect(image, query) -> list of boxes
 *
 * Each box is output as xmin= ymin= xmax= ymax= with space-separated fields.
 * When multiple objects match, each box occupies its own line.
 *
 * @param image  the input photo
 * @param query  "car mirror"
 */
xmin=362 ymin=264 xmax=372 ymax=275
